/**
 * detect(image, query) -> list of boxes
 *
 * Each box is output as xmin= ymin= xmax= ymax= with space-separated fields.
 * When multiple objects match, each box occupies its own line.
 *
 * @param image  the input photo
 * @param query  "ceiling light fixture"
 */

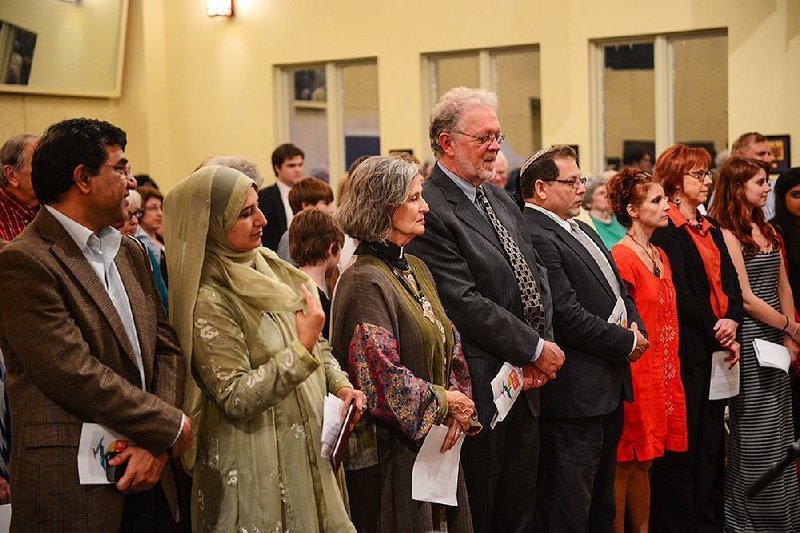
xmin=207 ymin=0 xmax=234 ymax=17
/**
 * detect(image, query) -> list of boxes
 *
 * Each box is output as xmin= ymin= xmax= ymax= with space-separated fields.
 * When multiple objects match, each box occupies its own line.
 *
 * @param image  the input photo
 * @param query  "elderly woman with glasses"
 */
xmin=649 ymin=144 xmax=743 ymax=532
xmin=581 ymin=173 xmax=627 ymax=249
xmin=115 ymin=189 xmax=168 ymax=314
xmin=331 ymin=155 xmax=480 ymax=533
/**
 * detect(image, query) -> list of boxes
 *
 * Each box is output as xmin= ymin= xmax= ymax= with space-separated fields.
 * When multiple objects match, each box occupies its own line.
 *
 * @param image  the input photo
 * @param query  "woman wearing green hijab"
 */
xmin=164 ymin=165 xmax=365 ymax=532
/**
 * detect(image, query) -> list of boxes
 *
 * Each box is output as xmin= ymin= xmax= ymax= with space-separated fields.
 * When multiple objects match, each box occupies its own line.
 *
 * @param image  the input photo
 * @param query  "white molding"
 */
xmin=589 ymin=42 xmax=606 ymax=174
xmin=654 ymin=35 xmax=674 ymax=158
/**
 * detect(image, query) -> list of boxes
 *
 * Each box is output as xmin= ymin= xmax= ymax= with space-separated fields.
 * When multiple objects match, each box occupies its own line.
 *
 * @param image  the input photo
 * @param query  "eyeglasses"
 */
xmin=686 ymin=170 xmax=712 ymax=181
xmin=452 ymin=131 xmax=506 ymax=146
xmin=552 ymin=176 xmax=588 ymax=189
xmin=126 ymin=208 xmax=144 ymax=221
xmin=105 ymin=163 xmax=132 ymax=178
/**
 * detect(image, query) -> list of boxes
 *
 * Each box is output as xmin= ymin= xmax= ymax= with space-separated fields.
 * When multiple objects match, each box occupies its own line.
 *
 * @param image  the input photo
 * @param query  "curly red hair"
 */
xmin=606 ymin=168 xmax=657 ymax=228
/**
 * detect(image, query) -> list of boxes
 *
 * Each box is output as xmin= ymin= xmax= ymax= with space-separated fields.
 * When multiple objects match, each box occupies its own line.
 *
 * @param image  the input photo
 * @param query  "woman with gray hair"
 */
xmin=331 ymin=155 xmax=480 ymax=532
xmin=582 ymin=172 xmax=626 ymax=249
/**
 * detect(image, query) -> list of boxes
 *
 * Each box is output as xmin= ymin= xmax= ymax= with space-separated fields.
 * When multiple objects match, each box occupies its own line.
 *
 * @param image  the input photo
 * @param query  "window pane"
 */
xmin=492 ymin=47 xmax=541 ymax=165
xmin=433 ymin=53 xmax=479 ymax=99
xmin=341 ymin=62 xmax=380 ymax=173
xmin=673 ymin=33 xmax=728 ymax=164
xmin=603 ymin=43 xmax=655 ymax=170
xmin=289 ymin=66 xmax=329 ymax=177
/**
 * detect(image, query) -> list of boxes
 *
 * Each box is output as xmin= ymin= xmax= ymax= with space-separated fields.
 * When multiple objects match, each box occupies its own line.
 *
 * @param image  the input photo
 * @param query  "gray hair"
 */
xmin=198 ymin=155 xmax=265 ymax=188
xmin=581 ymin=175 xmax=607 ymax=210
xmin=0 ymin=134 xmax=38 ymax=187
xmin=127 ymin=189 xmax=142 ymax=210
xmin=496 ymin=150 xmax=508 ymax=166
xmin=429 ymin=87 xmax=498 ymax=157
xmin=336 ymin=156 xmax=419 ymax=242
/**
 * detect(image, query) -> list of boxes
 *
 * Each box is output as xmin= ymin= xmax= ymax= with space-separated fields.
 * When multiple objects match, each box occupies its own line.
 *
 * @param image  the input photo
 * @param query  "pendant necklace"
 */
xmin=389 ymin=265 xmax=447 ymax=345
xmin=628 ymin=233 xmax=661 ymax=278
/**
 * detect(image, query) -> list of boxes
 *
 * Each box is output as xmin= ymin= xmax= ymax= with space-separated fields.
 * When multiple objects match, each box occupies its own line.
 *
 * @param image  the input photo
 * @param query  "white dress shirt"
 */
xmin=277 ymin=181 xmax=294 ymax=227
xmin=46 ymin=206 xmax=186 ymax=445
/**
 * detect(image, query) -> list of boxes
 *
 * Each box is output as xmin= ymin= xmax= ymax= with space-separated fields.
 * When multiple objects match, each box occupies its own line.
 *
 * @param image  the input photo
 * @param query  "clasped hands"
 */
xmin=441 ymin=389 xmax=477 ymax=453
xmin=628 ymin=322 xmax=650 ymax=362
xmin=714 ymin=318 xmax=740 ymax=368
xmin=522 ymin=340 xmax=565 ymax=390
xmin=111 ymin=414 xmax=194 ymax=495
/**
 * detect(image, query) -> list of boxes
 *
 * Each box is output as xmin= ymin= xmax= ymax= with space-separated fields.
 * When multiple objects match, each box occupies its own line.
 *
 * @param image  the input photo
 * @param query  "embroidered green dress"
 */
xmin=163 ymin=165 xmax=355 ymax=533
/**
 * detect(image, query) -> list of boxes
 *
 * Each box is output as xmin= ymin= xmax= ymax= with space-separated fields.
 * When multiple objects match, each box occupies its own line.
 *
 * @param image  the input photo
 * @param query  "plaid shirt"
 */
xmin=0 ymin=187 xmax=38 ymax=241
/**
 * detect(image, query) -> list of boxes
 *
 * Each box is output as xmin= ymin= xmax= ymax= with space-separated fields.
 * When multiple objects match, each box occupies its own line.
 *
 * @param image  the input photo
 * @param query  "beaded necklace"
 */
xmin=357 ymin=241 xmax=446 ymax=345
xmin=627 ymin=233 xmax=661 ymax=278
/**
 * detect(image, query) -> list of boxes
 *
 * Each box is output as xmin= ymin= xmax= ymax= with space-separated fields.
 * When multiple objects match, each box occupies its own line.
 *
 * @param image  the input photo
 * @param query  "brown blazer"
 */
xmin=0 ymin=208 xmax=185 ymax=531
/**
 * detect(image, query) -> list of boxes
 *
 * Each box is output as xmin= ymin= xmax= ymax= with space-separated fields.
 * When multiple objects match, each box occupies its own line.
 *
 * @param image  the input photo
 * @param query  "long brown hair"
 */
xmin=709 ymin=156 xmax=776 ymax=258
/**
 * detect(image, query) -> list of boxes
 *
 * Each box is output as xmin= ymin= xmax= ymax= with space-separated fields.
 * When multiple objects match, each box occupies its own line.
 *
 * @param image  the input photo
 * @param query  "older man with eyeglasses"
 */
xmin=520 ymin=145 xmax=650 ymax=532
xmin=0 ymin=118 xmax=190 ymax=531
xmin=115 ymin=189 xmax=169 ymax=315
xmin=407 ymin=87 xmax=564 ymax=533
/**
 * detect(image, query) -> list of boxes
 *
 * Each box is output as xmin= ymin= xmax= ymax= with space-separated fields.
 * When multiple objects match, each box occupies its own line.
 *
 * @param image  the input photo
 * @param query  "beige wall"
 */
xmin=0 ymin=0 xmax=150 ymax=170
xmin=604 ymin=69 xmax=656 ymax=160
xmin=1 ymin=0 xmax=798 ymax=189
xmin=673 ymin=34 xmax=728 ymax=154
xmin=0 ymin=0 xmax=126 ymax=95
xmin=603 ymin=34 xmax=729 ymax=162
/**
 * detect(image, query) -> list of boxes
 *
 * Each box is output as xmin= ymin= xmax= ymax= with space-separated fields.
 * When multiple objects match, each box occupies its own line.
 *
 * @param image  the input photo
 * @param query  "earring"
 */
xmin=673 ymin=196 xmax=681 ymax=206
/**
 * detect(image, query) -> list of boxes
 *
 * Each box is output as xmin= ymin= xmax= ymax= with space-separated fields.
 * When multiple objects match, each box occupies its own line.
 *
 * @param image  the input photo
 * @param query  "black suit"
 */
xmin=257 ymin=184 xmax=287 ymax=251
xmin=649 ymin=217 xmax=742 ymax=532
xmin=524 ymin=206 xmax=644 ymax=533
xmin=406 ymin=164 xmax=553 ymax=532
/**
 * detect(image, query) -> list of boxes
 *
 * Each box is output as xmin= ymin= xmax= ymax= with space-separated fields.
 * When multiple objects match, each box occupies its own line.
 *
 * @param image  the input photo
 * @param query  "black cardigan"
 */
xmin=651 ymin=215 xmax=743 ymax=368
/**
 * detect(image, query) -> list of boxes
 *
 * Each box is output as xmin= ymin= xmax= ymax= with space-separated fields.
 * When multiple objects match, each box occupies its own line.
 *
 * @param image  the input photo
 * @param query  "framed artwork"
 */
xmin=766 ymin=135 xmax=791 ymax=174
xmin=567 ymin=144 xmax=580 ymax=166
xmin=293 ymin=67 xmax=326 ymax=102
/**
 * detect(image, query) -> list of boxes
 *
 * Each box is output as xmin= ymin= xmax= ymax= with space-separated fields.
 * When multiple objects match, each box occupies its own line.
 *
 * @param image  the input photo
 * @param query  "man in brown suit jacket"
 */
xmin=0 ymin=118 xmax=192 ymax=531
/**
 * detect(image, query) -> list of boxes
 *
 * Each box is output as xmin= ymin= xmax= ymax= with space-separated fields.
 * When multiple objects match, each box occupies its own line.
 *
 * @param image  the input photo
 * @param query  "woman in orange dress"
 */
xmin=607 ymin=168 xmax=688 ymax=532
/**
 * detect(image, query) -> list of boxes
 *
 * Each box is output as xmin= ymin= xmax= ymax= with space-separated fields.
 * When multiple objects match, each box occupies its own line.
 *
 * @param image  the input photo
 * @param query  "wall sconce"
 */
xmin=207 ymin=0 xmax=234 ymax=17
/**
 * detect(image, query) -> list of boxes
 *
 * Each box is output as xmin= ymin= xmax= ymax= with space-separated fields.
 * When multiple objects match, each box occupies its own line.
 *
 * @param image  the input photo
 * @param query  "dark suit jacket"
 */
xmin=0 ymin=209 xmax=185 ymax=531
xmin=524 ymin=207 xmax=643 ymax=419
xmin=651 ymin=217 xmax=743 ymax=368
xmin=257 ymin=183 xmax=287 ymax=251
xmin=406 ymin=165 xmax=553 ymax=428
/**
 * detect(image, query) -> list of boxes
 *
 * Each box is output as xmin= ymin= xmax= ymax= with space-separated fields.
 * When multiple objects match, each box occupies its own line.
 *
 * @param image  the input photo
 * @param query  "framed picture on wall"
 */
xmin=766 ymin=135 xmax=791 ymax=174
xmin=293 ymin=67 xmax=326 ymax=103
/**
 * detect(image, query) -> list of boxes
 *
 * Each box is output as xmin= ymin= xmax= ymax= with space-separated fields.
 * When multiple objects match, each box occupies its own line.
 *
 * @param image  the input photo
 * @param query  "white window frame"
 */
xmin=589 ymin=30 xmax=727 ymax=175
xmin=422 ymin=46 xmax=541 ymax=160
xmin=274 ymin=58 xmax=378 ymax=193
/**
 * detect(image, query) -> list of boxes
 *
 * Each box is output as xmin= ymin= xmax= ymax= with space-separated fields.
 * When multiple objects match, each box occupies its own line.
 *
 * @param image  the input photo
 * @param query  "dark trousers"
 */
xmin=461 ymin=399 xmax=539 ymax=533
xmin=650 ymin=360 xmax=725 ymax=533
xmin=535 ymin=401 xmax=624 ymax=533
xmin=119 ymin=483 xmax=173 ymax=533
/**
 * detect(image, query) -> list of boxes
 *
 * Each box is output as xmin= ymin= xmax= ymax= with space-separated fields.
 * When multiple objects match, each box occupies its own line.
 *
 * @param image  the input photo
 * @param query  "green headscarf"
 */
xmin=164 ymin=165 xmax=316 ymax=472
